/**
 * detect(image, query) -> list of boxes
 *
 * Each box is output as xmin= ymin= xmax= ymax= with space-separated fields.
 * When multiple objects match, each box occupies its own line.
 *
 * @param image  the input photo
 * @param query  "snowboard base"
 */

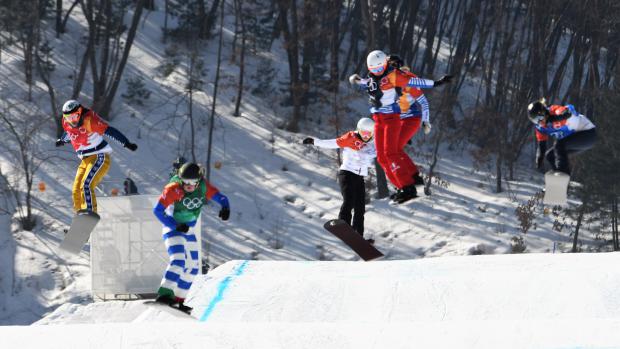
xmin=59 ymin=209 xmax=100 ymax=255
xmin=543 ymin=171 xmax=570 ymax=206
xmin=323 ymin=219 xmax=384 ymax=261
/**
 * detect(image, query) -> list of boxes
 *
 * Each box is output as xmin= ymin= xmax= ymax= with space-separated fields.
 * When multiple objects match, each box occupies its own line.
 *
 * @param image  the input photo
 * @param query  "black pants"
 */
xmin=546 ymin=128 xmax=596 ymax=174
xmin=337 ymin=170 xmax=366 ymax=236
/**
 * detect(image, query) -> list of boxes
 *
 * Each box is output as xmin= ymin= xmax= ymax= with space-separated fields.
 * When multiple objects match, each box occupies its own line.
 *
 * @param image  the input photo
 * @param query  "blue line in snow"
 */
xmin=199 ymin=260 xmax=249 ymax=322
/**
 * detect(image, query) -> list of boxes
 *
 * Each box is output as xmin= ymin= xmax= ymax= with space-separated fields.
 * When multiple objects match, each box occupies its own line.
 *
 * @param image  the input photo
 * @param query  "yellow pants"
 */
xmin=72 ymin=153 xmax=111 ymax=213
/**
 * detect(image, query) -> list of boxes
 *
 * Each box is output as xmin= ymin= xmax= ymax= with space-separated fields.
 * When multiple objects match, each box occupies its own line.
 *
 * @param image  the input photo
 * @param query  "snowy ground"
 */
xmin=0 ymin=0 xmax=607 ymax=330
xmin=3 ymin=253 xmax=620 ymax=348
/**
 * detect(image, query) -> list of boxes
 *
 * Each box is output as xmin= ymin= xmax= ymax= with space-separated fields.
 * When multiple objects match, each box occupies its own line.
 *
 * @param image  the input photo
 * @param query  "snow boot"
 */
xmin=392 ymin=185 xmax=417 ymax=204
xmin=177 ymin=299 xmax=193 ymax=314
xmin=155 ymin=294 xmax=177 ymax=306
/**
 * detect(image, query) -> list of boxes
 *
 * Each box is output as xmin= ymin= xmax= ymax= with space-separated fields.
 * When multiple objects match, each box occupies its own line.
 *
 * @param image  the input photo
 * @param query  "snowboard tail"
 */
xmin=59 ymin=209 xmax=101 ymax=255
xmin=543 ymin=171 xmax=570 ymax=206
xmin=323 ymin=219 xmax=384 ymax=261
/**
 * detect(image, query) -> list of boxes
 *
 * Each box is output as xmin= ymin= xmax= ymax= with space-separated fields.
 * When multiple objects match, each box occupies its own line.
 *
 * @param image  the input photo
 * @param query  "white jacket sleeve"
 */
xmin=313 ymin=138 xmax=340 ymax=149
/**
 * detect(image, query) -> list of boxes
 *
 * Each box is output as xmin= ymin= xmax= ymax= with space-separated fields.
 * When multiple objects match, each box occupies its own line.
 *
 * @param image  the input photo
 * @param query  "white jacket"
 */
xmin=313 ymin=131 xmax=377 ymax=177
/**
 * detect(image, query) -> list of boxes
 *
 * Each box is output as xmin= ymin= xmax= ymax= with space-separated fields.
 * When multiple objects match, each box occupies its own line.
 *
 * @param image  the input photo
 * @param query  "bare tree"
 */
xmin=0 ymin=102 xmax=54 ymax=230
xmin=81 ymin=0 xmax=145 ymax=117
xmin=206 ymin=0 xmax=225 ymax=181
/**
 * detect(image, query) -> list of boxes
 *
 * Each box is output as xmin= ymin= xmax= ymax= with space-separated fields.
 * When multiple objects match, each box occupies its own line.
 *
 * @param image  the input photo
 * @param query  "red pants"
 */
xmin=398 ymin=117 xmax=421 ymax=177
xmin=373 ymin=113 xmax=415 ymax=189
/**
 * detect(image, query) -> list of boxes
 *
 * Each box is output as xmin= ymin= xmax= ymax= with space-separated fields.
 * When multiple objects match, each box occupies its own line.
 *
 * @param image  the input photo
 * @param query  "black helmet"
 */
xmin=178 ymin=162 xmax=202 ymax=181
xmin=527 ymin=99 xmax=548 ymax=124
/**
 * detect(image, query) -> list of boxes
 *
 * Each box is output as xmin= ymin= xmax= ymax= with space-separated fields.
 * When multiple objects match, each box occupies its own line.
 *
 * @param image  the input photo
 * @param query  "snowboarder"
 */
xmin=153 ymin=162 xmax=230 ymax=313
xmin=528 ymin=98 xmax=596 ymax=175
xmin=349 ymin=50 xmax=452 ymax=203
xmin=303 ymin=118 xmax=377 ymax=240
xmin=55 ymin=100 xmax=138 ymax=213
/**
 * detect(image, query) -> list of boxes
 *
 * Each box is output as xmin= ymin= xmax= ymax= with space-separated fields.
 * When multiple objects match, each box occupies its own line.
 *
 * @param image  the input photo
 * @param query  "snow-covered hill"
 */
xmin=0 ymin=0 xmax=602 ymax=328
xmin=4 ymin=253 xmax=620 ymax=348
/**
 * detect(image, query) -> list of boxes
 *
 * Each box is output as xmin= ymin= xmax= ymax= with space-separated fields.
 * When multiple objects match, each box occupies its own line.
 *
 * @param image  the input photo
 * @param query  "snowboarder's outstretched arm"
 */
xmin=55 ymin=131 xmax=70 ymax=147
xmin=104 ymin=127 xmax=138 ymax=151
xmin=302 ymin=137 xmax=340 ymax=148
xmin=203 ymin=180 xmax=230 ymax=221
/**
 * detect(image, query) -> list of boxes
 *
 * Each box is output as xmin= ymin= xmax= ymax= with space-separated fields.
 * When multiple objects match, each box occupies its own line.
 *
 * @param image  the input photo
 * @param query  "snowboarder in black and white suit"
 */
xmin=303 ymin=118 xmax=377 ymax=239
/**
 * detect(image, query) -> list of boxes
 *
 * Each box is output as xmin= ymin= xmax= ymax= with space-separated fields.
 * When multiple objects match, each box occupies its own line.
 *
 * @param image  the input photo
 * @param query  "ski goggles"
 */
xmin=181 ymin=178 xmax=200 ymax=186
xmin=359 ymin=130 xmax=373 ymax=138
xmin=63 ymin=108 xmax=82 ymax=126
xmin=368 ymin=64 xmax=386 ymax=75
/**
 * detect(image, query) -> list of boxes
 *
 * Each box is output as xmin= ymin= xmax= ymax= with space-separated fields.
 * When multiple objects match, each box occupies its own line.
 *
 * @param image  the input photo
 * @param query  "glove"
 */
xmin=348 ymin=74 xmax=361 ymax=86
xmin=176 ymin=223 xmax=190 ymax=233
xmin=125 ymin=142 xmax=138 ymax=151
xmin=422 ymin=121 xmax=432 ymax=135
xmin=433 ymin=74 xmax=453 ymax=87
xmin=219 ymin=207 xmax=230 ymax=221
xmin=387 ymin=55 xmax=404 ymax=69
xmin=302 ymin=137 xmax=314 ymax=145
xmin=55 ymin=139 xmax=65 ymax=147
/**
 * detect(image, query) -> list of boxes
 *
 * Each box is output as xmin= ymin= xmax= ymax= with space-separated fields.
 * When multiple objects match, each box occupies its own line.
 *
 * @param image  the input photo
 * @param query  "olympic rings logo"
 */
xmin=367 ymin=80 xmax=378 ymax=92
xmin=182 ymin=197 xmax=204 ymax=210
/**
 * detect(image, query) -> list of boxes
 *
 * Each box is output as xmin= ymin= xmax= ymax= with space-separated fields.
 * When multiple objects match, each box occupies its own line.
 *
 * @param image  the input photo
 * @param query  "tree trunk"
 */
xmin=100 ymin=0 xmax=145 ymax=117
xmin=233 ymin=0 xmax=246 ymax=117
xmin=572 ymin=204 xmax=585 ymax=252
xmin=206 ymin=0 xmax=225 ymax=181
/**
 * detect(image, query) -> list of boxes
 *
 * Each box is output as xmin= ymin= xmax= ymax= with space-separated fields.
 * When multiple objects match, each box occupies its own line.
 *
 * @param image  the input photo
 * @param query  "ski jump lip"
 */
xmin=199 ymin=260 xmax=250 ymax=322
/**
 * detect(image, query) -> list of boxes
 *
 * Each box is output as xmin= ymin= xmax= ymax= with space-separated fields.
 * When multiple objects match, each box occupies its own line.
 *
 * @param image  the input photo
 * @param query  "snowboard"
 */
xmin=59 ymin=209 xmax=101 ymax=255
xmin=143 ymin=300 xmax=194 ymax=318
xmin=323 ymin=219 xmax=384 ymax=261
xmin=543 ymin=170 xmax=570 ymax=206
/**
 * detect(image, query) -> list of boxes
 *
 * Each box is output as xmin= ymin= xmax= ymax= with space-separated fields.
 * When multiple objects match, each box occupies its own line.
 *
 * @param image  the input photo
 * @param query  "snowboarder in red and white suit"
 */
xmin=55 ymin=100 xmax=137 ymax=213
xmin=528 ymin=99 xmax=596 ymax=175
xmin=350 ymin=50 xmax=452 ymax=203
xmin=303 ymin=118 xmax=376 ymax=237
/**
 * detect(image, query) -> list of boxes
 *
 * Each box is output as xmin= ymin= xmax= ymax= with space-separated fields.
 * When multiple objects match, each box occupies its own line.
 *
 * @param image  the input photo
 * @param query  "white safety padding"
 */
xmin=91 ymin=195 xmax=201 ymax=295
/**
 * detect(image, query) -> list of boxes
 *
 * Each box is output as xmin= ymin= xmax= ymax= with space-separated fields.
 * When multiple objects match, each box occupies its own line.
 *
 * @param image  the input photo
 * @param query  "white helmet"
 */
xmin=366 ymin=50 xmax=387 ymax=75
xmin=62 ymin=99 xmax=81 ymax=114
xmin=357 ymin=117 xmax=375 ymax=138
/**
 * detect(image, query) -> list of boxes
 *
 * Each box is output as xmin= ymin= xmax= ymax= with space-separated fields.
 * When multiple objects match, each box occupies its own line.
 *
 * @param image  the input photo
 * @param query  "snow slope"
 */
xmin=3 ymin=253 xmax=620 ymax=348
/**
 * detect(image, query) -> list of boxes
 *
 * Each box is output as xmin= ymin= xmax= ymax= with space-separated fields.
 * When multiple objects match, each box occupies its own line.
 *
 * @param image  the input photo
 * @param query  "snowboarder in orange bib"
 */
xmin=303 ymin=118 xmax=376 ymax=239
xmin=350 ymin=50 xmax=452 ymax=203
xmin=56 ymin=100 xmax=138 ymax=213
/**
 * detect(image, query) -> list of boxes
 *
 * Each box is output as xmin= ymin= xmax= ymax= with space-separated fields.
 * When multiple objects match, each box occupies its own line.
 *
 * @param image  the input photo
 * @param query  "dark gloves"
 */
xmin=302 ymin=137 xmax=314 ymax=145
xmin=125 ymin=142 xmax=138 ymax=151
xmin=219 ymin=207 xmax=230 ymax=221
xmin=433 ymin=75 xmax=453 ymax=87
xmin=176 ymin=223 xmax=190 ymax=233
xmin=388 ymin=55 xmax=404 ymax=69
xmin=55 ymin=139 xmax=65 ymax=147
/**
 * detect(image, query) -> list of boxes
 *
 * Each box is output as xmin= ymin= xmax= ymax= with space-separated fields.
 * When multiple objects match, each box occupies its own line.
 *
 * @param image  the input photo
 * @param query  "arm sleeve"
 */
xmin=356 ymin=78 xmax=370 ymax=91
xmin=407 ymin=77 xmax=435 ymax=88
xmin=59 ymin=131 xmax=70 ymax=143
xmin=566 ymin=104 xmax=578 ymax=116
xmin=416 ymin=94 xmax=430 ymax=123
xmin=104 ymin=126 xmax=131 ymax=146
xmin=313 ymin=138 xmax=340 ymax=149
xmin=211 ymin=192 xmax=230 ymax=209
xmin=153 ymin=184 xmax=183 ymax=229
xmin=153 ymin=202 xmax=177 ymax=230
